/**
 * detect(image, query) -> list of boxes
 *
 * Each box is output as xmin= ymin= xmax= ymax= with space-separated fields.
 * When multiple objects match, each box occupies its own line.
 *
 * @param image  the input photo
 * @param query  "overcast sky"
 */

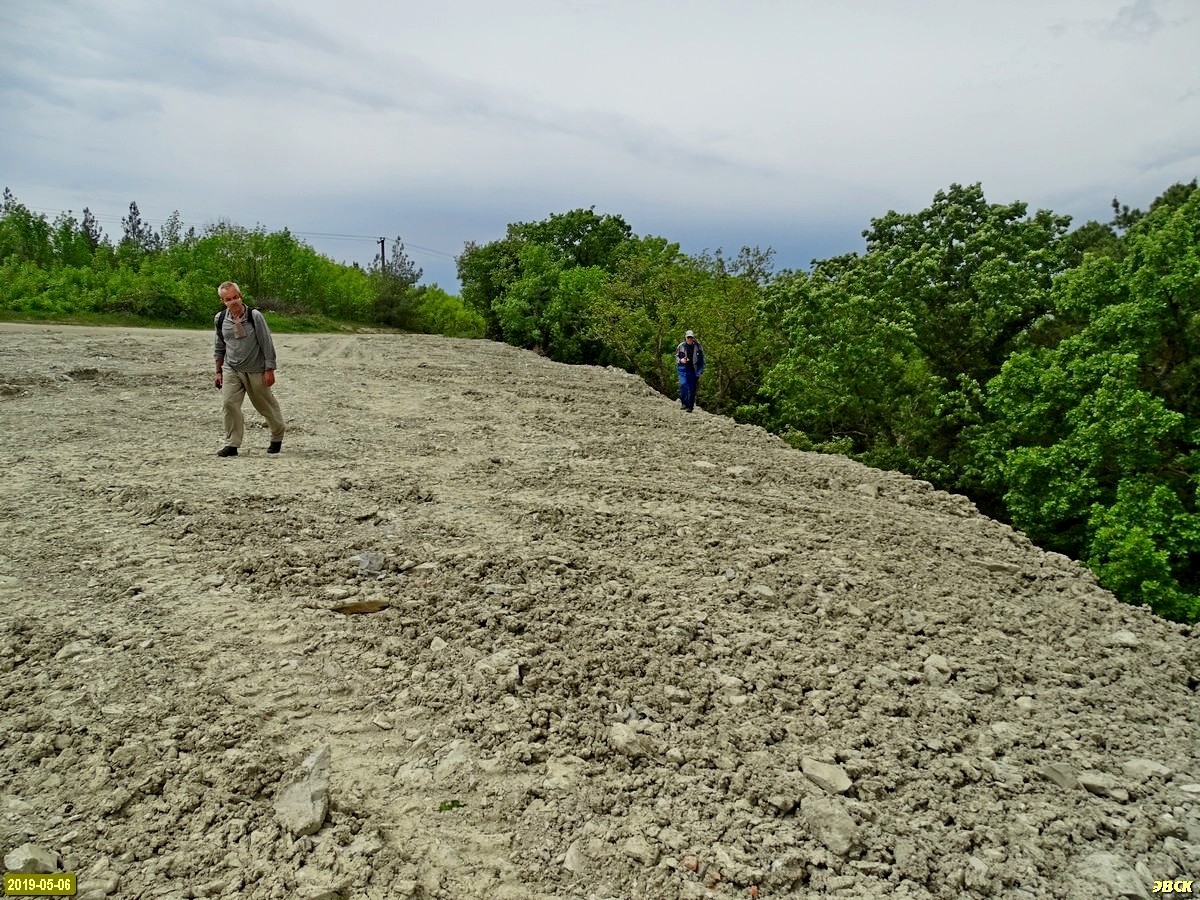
xmin=2 ymin=0 xmax=1198 ymax=289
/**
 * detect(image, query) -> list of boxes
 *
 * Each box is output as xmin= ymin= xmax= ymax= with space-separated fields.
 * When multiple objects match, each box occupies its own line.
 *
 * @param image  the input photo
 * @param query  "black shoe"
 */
xmin=216 ymin=446 xmax=238 ymax=457
xmin=267 ymin=441 xmax=282 ymax=454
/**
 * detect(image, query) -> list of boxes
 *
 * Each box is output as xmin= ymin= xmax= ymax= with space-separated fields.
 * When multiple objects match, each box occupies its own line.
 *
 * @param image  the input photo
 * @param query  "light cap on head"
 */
xmin=685 ymin=330 xmax=695 ymax=338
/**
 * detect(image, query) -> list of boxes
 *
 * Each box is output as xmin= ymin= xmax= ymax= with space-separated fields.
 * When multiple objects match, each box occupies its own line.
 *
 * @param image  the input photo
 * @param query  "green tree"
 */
xmin=978 ymin=185 xmax=1200 ymax=620
xmin=861 ymin=183 xmax=1069 ymax=387
xmin=586 ymin=235 xmax=702 ymax=395
xmin=543 ymin=265 xmax=608 ymax=363
xmin=50 ymin=212 xmax=94 ymax=268
xmin=160 ymin=210 xmax=185 ymax=250
xmin=1111 ymin=196 xmax=1143 ymax=232
xmin=491 ymin=243 xmax=564 ymax=350
xmin=510 ymin=207 xmax=632 ymax=270
xmin=80 ymin=207 xmax=104 ymax=252
xmin=373 ymin=237 xmax=424 ymax=328
xmin=683 ymin=246 xmax=775 ymax=415
xmin=1060 ymin=220 xmax=1121 ymax=269
xmin=119 ymin=201 xmax=159 ymax=263
xmin=754 ymin=184 xmax=1067 ymax=486
xmin=409 ymin=284 xmax=487 ymax=338
xmin=457 ymin=236 xmax=522 ymax=338
xmin=0 ymin=195 xmax=396 ymax=329
xmin=1110 ymin=178 xmax=1197 ymax=234
xmin=0 ymin=188 xmax=53 ymax=266
xmin=456 ymin=207 xmax=635 ymax=343
xmin=756 ymin=253 xmax=945 ymax=466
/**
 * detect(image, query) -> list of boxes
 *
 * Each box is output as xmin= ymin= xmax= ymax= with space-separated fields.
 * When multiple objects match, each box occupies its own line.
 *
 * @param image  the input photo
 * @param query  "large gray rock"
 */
xmin=3 ymin=843 xmax=58 ymax=874
xmin=801 ymin=795 xmax=858 ymax=857
xmin=802 ymin=757 xmax=852 ymax=794
xmin=1121 ymin=758 xmax=1172 ymax=782
xmin=1072 ymin=852 xmax=1149 ymax=899
xmin=274 ymin=746 xmax=332 ymax=836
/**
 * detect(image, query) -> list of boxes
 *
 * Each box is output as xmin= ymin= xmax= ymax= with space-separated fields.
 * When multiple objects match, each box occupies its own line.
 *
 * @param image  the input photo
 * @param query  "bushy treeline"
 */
xmin=0 ymin=190 xmax=484 ymax=336
xmin=456 ymin=185 xmax=1200 ymax=622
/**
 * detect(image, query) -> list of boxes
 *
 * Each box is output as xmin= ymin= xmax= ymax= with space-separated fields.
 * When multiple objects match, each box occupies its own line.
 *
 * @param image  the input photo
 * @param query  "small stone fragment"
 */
xmin=1079 ymin=771 xmax=1116 ymax=796
xmin=622 ymin=835 xmax=660 ymax=866
xmin=608 ymin=723 xmax=654 ymax=759
xmin=802 ymin=757 xmax=852 ymax=794
xmin=1039 ymin=763 xmax=1077 ymax=789
xmin=1120 ymin=758 xmax=1171 ymax=782
xmin=563 ymin=839 xmax=590 ymax=874
xmin=358 ymin=551 xmax=384 ymax=575
xmin=923 ymin=654 xmax=952 ymax=685
xmin=54 ymin=641 xmax=96 ymax=661
xmin=274 ymin=746 xmax=332 ymax=836
xmin=3 ymin=843 xmax=59 ymax=874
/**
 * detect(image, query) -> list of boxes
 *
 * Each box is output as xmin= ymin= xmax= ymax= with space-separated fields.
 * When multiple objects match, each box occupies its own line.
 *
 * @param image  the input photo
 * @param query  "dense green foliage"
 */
xmin=457 ymin=185 xmax=1199 ymax=622
xmin=457 ymin=210 xmax=777 ymax=415
xmin=976 ymin=186 xmax=1200 ymax=621
xmin=0 ymin=191 xmax=485 ymax=337
xmin=753 ymin=184 xmax=1072 ymax=488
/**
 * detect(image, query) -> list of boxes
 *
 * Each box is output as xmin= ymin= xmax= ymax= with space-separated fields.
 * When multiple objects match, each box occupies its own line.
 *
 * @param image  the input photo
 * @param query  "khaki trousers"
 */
xmin=221 ymin=368 xmax=285 ymax=448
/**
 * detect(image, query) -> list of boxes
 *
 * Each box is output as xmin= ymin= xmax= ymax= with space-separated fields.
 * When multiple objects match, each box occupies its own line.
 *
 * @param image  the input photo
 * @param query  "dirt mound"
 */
xmin=0 ymin=324 xmax=1196 ymax=899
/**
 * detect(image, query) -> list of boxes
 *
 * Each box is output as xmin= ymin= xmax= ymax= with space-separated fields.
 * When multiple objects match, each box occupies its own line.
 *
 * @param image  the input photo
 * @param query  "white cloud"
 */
xmin=2 ymin=0 xmax=1197 ymax=287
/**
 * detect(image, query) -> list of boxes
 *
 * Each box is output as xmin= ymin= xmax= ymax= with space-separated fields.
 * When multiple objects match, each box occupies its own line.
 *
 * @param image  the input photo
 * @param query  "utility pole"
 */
xmin=378 ymin=237 xmax=386 ymax=271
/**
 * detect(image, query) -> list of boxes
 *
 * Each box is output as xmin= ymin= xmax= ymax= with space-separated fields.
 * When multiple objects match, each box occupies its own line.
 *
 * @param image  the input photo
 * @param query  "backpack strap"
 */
xmin=216 ymin=308 xmax=257 ymax=335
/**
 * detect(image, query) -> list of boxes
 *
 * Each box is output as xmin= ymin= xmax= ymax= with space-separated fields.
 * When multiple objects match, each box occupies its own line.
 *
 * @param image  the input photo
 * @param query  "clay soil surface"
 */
xmin=1 ymin=323 xmax=1198 ymax=900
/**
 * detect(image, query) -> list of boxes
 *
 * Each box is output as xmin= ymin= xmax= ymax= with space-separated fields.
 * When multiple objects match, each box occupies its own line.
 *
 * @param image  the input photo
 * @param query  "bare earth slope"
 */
xmin=0 ymin=324 xmax=1197 ymax=900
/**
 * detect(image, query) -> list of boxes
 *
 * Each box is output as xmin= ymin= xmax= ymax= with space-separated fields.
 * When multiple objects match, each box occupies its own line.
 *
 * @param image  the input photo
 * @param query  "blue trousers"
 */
xmin=678 ymin=366 xmax=699 ymax=411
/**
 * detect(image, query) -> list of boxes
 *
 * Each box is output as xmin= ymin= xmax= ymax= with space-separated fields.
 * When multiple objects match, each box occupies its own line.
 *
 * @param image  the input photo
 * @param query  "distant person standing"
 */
xmin=675 ymin=329 xmax=705 ymax=413
xmin=213 ymin=281 xmax=285 ymax=457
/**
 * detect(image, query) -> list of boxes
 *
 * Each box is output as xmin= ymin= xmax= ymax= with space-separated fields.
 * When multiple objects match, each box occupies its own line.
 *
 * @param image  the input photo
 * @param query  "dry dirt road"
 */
xmin=0 ymin=324 xmax=1197 ymax=900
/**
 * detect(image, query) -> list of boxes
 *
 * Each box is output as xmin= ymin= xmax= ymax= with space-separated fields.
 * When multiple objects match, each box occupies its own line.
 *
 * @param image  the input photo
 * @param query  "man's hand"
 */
xmin=214 ymin=374 xmax=223 ymax=390
xmin=263 ymin=369 xmax=276 ymax=387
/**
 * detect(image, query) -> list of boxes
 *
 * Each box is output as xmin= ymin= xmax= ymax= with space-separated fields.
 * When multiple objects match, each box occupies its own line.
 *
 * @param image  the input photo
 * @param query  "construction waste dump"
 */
xmin=1 ymin=324 xmax=1196 ymax=899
